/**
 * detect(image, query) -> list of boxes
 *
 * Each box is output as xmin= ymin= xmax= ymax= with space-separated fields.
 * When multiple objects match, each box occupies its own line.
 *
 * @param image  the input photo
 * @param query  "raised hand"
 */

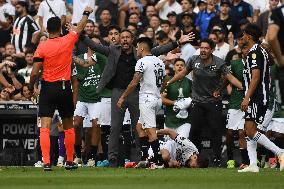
xmin=178 ymin=31 xmax=195 ymax=45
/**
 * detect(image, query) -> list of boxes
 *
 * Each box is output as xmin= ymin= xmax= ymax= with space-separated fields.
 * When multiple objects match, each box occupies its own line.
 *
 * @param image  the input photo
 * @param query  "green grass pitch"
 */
xmin=0 ymin=167 xmax=283 ymax=189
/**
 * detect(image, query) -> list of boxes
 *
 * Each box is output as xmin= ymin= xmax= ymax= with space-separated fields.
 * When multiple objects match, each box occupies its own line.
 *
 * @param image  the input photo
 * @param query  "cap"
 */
xmin=181 ymin=12 xmax=193 ymax=19
xmin=220 ymin=0 xmax=231 ymax=6
xmin=167 ymin=11 xmax=177 ymax=17
xmin=197 ymin=0 xmax=207 ymax=6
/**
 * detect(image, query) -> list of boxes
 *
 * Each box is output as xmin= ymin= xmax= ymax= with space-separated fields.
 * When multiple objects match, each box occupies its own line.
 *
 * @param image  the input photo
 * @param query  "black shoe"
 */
xmin=43 ymin=163 xmax=52 ymax=171
xmin=109 ymin=158 xmax=118 ymax=168
xmin=65 ymin=161 xmax=78 ymax=170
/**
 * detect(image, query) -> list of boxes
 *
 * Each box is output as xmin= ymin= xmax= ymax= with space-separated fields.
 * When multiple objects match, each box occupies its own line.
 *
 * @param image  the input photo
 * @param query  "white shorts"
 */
xmin=257 ymin=109 xmax=274 ymax=132
xmin=83 ymin=116 xmax=92 ymax=128
xmin=74 ymin=101 xmax=100 ymax=120
xmin=226 ymin=109 xmax=245 ymax=130
xmin=268 ymin=118 xmax=284 ymax=134
xmin=98 ymin=98 xmax=111 ymax=125
xmin=139 ymin=96 xmax=162 ymax=129
xmin=164 ymin=123 xmax=191 ymax=141
xmin=160 ymin=140 xmax=177 ymax=161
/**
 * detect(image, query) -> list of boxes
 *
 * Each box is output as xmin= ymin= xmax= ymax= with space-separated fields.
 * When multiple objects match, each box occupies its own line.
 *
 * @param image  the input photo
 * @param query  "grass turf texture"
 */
xmin=0 ymin=167 xmax=283 ymax=189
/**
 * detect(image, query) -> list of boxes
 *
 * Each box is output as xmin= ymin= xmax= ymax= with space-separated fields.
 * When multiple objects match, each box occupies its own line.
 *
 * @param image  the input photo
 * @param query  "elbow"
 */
xmin=266 ymin=34 xmax=276 ymax=43
xmin=30 ymin=72 xmax=38 ymax=80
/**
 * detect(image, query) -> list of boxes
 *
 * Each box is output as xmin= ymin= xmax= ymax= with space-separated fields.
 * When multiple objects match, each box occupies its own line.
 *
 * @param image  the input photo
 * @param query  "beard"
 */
xmin=15 ymin=11 xmax=22 ymax=17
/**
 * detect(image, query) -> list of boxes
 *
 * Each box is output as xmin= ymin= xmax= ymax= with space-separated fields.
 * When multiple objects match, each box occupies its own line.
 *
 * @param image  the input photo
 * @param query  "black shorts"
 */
xmin=38 ymin=80 xmax=74 ymax=118
xmin=244 ymin=102 xmax=267 ymax=125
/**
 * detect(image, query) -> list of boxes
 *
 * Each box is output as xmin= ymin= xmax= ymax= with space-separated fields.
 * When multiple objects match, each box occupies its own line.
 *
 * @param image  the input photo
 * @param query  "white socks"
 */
xmin=253 ymin=132 xmax=283 ymax=156
xmin=246 ymin=137 xmax=257 ymax=166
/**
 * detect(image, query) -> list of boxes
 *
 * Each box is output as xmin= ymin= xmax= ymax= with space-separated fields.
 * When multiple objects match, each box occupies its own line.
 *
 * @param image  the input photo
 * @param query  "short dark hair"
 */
xmin=108 ymin=25 xmax=121 ymax=34
xmin=243 ymin=24 xmax=262 ymax=42
xmin=128 ymin=23 xmax=137 ymax=29
xmin=101 ymin=8 xmax=111 ymax=14
xmin=137 ymin=37 xmax=153 ymax=50
xmin=129 ymin=12 xmax=139 ymax=17
xmin=196 ymin=153 xmax=209 ymax=168
xmin=151 ymin=14 xmax=160 ymax=20
xmin=16 ymin=1 xmax=29 ymax=11
xmin=182 ymin=0 xmax=196 ymax=8
xmin=155 ymin=30 xmax=168 ymax=40
xmin=160 ymin=20 xmax=170 ymax=26
xmin=174 ymin=58 xmax=185 ymax=65
xmin=47 ymin=17 xmax=61 ymax=34
xmin=25 ymin=48 xmax=35 ymax=55
xmin=121 ymin=29 xmax=134 ymax=37
xmin=87 ymin=19 xmax=95 ymax=26
xmin=200 ymin=38 xmax=216 ymax=49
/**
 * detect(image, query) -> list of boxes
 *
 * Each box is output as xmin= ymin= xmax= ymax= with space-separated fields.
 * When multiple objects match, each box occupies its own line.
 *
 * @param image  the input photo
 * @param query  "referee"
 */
xmin=29 ymin=7 xmax=93 ymax=171
xmin=167 ymin=38 xmax=243 ymax=166
xmin=238 ymin=24 xmax=284 ymax=173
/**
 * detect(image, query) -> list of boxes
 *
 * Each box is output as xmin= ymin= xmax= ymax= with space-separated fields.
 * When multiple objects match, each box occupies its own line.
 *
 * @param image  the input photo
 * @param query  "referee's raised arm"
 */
xmin=72 ymin=7 xmax=94 ymax=35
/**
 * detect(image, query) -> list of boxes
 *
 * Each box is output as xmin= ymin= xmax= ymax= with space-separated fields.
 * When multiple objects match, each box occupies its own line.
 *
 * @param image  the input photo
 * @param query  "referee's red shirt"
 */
xmin=33 ymin=31 xmax=78 ymax=82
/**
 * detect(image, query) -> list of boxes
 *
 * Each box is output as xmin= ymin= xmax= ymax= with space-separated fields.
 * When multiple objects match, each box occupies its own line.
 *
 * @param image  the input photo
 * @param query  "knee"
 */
xmin=227 ymin=129 xmax=233 ymax=136
xmin=136 ymin=123 xmax=146 ymax=137
xmin=91 ymin=119 xmax=98 ymax=126
xmin=160 ymin=149 xmax=170 ymax=162
xmin=73 ymin=118 xmax=82 ymax=129
xmin=147 ymin=130 xmax=157 ymax=141
xmin=245 ymin=129 xmax=256 ymax=139
xmin=238 ymin=130 xmax=246 ymax=139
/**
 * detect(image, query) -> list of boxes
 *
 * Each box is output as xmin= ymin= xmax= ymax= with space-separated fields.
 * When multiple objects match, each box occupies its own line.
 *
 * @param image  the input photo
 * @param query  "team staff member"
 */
xmin=238 ymin=24 xmax=284 ymax=173
xmin=166 ymin=38 xmax=243 ymax=166
xmin=29 ymin=6 xmax=93 ymax=171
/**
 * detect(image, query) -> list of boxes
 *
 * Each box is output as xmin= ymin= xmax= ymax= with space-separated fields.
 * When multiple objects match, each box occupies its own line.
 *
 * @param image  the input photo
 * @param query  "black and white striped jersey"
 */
xmin=11 ymin=15 xmax=39 ymax=53
xmin=242 ymin=44 xmax=270 ymax=105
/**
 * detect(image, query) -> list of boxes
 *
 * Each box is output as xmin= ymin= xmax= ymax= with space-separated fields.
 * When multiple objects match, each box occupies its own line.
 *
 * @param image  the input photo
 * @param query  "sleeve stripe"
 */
xmin=33 ymin=57 xmax=44 ymax=62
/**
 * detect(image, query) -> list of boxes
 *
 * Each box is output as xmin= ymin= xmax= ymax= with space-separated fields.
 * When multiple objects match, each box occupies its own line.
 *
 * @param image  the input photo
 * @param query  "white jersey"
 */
xmin=37 ymin=0 xmax=67 ymax=29
xmin=161 ymin=135 xmax=199 ymax=166
xmin=72 ymin=0 xmax=96 ymax=24
xmin=175 ymin=135 xmax=199 ymax=165
xmin=135 ymin=55 xmax=165 ymax=99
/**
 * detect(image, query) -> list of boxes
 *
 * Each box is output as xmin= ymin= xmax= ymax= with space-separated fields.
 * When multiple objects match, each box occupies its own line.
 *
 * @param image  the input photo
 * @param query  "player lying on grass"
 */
xmin=157 ymin=128 xmax=209 ymax=168
xmin=133 ymin=125 xmax=209 ymax=168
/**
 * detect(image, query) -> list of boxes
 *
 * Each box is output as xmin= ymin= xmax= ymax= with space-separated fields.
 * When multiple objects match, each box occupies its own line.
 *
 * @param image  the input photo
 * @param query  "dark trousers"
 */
xmin=189 ymin=101 xmax=223 ymax=159
xmin=50 ymin=136 xmax=59 ymax=166
xmin=108 ymin=88 xmax=140 ymax=166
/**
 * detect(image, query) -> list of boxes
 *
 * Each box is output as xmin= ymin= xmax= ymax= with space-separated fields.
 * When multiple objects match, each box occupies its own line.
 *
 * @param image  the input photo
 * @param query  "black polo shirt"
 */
xmin=112 ymin=50 xmax=136 ymax=89
xmin=186 ymin=55 xmax=230 ymax=103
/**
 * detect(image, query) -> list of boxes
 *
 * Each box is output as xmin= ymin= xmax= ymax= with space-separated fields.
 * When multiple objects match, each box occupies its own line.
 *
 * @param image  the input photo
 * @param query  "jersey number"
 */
xmin=154 ymin=68 xmax=164 ymax=87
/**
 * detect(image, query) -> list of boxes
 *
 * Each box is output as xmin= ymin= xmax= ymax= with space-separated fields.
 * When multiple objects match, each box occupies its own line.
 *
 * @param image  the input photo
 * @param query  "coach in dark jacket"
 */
xmin=81 ymin=29 xmax=193 ymax=167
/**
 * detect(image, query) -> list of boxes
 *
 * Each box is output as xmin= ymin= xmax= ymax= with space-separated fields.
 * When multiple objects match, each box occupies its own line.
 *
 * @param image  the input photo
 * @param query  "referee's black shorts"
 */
xmin=38 ymin=80 xmax=74 ymax=119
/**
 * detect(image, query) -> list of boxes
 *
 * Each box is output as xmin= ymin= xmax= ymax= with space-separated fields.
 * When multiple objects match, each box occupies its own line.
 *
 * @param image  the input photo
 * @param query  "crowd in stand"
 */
xmin=0 ymin=0 xmax=284 ymax=169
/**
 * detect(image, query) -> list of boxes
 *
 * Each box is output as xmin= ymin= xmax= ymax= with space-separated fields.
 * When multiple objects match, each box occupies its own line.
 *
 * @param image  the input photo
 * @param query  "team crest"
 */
xmin=251 ymin=53 xmax=256 ymax=59
xmin=195 ymin=63 xmax=200 ymax=68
